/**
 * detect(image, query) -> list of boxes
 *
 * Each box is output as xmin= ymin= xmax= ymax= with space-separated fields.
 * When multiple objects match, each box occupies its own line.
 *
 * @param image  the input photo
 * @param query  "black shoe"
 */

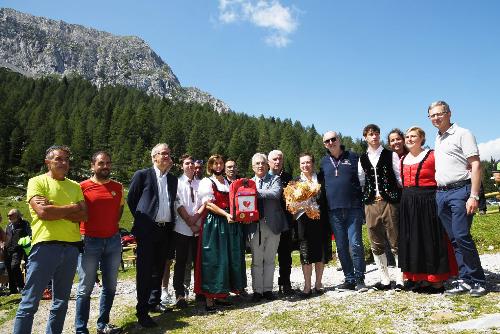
xmin=394 ymin=284 xmax=404 ymax=292
xmin=149 ymin=303 xmax=173 ymax=313
xmin=176 ymin=296 xmax=188 ymax=309
xmin=263 ymin=291 xmax=276 ymax=301
xmin=195 ymin=293 xmax=206 ymax=302
xmin=214 ymin=298 xmax=233 ymax=306
xmin=298 ymin=290 xmax=312 ymax=298
xmin=314 ymin=287 xmax=325 ymax=295
xmin=97 ymin=324 xmax=123 ymax=334
xmin=205 ymin=304 xmax=217 ymax=313
xmin=279 ymin=284 xmax=295 ymax=296
xmin=337 ymin=281 xmax=356 ymax=291
xmin=372 ymin=282 xmax=392 ymax=291
xmin=251 ymin=292 xmax=263 ymax=302
xmin=137 ymin=315 xmax=158 ymax=328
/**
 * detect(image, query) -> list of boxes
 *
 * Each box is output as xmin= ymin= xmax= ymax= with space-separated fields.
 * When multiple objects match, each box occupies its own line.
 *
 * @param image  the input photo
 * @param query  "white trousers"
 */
xmin=249 ymin=221 xmax=281 ymax=294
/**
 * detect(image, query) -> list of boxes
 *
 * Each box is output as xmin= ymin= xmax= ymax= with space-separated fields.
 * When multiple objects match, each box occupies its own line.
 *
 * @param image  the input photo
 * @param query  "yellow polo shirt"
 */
xmin=26 ymin=174 xmax=84 ymax=245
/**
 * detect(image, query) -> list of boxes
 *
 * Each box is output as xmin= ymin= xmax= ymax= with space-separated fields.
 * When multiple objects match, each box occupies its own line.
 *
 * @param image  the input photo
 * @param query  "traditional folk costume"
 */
xmin=194 ymin=176 xmax=246 ymax=298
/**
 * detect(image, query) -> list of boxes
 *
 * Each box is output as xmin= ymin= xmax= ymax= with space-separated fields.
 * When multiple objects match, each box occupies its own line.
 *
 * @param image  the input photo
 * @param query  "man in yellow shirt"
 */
xmin=13 ymin=145 xmax=87 ymax=334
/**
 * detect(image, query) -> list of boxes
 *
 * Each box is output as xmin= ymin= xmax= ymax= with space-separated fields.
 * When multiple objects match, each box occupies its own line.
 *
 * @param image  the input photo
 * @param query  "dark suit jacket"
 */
xmin=127 ymin=167 xmax=178 ymax=239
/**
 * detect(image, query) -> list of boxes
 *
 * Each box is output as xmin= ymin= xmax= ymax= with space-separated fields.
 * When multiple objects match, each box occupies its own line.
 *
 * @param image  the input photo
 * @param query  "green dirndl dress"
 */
xmin=194 ymin=179 xmax=247 ymax=297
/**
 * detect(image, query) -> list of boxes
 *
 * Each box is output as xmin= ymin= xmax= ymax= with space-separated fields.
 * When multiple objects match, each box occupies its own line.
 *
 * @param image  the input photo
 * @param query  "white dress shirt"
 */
xmin=174 ymin=174 xmax=202 ymax=236
xmin=154 ymin=165 xmax=172 ymax=223
xmin=358 ymin=145 xmax=402 ymax=196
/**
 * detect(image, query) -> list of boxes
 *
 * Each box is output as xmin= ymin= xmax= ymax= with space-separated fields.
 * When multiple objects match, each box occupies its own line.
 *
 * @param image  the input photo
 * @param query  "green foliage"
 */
xmin=0 ymin=68 xmax=325 ymax=183
xmin=0 ymin=68 xmax=495 ymax=187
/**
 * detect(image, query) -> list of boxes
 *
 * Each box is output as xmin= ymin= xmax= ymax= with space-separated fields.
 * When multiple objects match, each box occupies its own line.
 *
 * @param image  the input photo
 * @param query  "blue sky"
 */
xmin=4 ymin=0 xmax=500 ymax=159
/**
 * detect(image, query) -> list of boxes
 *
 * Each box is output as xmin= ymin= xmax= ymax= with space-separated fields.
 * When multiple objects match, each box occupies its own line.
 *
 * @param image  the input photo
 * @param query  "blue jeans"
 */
xmin=436 ymin=184 xmax=486 ymax=285
xmin=13 ymin=243 xmax=79 ymax=334
xmin=329 ymin=208 xmax=366 ymax=283
xmin=75 ymin=233 xmax=122 ymax=333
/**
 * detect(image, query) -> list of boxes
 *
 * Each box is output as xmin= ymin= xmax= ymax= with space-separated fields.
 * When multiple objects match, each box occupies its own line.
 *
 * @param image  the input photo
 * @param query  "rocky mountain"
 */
xmin=0 ymin=8 xmax=232 ymax=113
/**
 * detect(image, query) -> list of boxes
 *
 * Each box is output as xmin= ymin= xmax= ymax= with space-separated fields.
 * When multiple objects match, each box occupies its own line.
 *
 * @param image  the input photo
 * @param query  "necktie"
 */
xmin=258 ymin=178 xmax=264 ymax=216
xmin=188 ymin=179 xmax=194 ymax=203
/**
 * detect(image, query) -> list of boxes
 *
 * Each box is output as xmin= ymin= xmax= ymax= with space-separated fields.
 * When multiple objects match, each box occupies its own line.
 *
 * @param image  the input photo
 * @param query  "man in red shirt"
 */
xmin=76 ymin=151 xmax=124 ymax=334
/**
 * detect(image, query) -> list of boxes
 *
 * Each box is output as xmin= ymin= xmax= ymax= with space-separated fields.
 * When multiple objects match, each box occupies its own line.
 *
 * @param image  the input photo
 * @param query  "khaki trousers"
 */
xmin=364 ymin=200 xmax=399 ymax=256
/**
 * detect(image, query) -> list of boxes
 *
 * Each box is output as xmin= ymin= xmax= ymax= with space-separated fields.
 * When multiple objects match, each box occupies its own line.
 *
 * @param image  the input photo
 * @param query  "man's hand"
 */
xmin=466 ymin=197 xmax=478 ymax=215
xmin=32 ymin=195 xmax=51 ymax=206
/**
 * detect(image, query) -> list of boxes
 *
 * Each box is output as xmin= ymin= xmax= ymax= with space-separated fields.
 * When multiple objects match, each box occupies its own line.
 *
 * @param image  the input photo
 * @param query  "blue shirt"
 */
xmin=320 ymin=150 xmax=363 ymax=210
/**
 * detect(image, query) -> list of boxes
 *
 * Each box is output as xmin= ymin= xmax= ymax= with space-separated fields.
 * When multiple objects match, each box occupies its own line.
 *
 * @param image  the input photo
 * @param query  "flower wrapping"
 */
xmin=283 ymin=181 xmax=321 ymax=220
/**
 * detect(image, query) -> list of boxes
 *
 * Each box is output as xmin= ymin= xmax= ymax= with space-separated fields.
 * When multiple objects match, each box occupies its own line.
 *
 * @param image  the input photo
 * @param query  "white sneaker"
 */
xmin=161 ymin=288 xmax=173 ymax=305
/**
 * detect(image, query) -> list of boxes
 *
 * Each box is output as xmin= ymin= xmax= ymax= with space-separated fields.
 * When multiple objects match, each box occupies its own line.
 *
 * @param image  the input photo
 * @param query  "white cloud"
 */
xmin=479 ymin=138 xmax=500 ymax=161
xmin=218 ymin=0 xmax=299 ymax=48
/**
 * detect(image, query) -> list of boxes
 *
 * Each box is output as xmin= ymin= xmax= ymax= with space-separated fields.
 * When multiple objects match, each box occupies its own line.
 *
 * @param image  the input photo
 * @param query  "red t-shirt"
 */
xmin=80 ymin=179 xmax=124 ymax=238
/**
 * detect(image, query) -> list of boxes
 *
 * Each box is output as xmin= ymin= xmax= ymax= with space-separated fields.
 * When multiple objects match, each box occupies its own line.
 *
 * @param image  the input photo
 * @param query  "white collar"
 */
xmin=367 ymin=145 xmax=383 ymax=155
xmin=153 ymin=165 xmax=168 ymax=178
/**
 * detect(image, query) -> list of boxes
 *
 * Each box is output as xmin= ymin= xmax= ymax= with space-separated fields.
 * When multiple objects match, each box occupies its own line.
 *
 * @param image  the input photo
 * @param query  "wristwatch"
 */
xmin=470 ymin=194 xmax=480 ymax=201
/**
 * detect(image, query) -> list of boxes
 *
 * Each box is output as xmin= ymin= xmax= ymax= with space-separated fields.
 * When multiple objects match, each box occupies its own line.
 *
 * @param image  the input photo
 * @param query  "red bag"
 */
xmin=229 ymin=178 xmax=259 ymax=223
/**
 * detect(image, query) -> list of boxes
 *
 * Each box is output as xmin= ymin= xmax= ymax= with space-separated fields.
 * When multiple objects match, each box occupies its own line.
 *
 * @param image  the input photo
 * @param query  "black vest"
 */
xmin=360 ymin=148 xmax=401 ymax=204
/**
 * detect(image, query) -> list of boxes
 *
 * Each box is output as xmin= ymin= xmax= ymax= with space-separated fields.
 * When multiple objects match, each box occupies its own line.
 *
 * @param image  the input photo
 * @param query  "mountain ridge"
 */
xmin=0 ymin=7 xmax=232 ymax=113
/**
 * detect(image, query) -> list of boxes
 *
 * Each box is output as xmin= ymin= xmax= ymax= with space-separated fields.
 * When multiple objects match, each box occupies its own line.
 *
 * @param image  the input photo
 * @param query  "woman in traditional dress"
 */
xmin=388 ymin=128 xmax=409 ymax=159
xmin=194 ymin=154 xmax=246 ymax=311
xmin=398 ymin=127 xmax=457 ymax=293
xmin=295 ymin=153 xmax=332 ymax=297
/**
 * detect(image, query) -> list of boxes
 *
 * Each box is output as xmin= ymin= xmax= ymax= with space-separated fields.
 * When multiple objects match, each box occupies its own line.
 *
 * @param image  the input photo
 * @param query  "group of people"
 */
xmin=7 ymin=100 xmax=491 ymax=333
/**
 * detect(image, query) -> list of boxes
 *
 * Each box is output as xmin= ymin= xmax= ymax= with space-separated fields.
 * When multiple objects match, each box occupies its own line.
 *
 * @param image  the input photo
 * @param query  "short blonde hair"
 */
xmin=406 ymin=126 xmax=426 ymax=146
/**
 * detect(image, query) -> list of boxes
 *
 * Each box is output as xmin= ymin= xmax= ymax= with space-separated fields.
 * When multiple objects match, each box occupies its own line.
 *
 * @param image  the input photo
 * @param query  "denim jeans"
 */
xmin=13 ymin=243 xmax=79 ymax=334
xmin=436 ymin=184 xmax=486 ymax=285
xmin=75 ymin=233 xmax=122 ymax=333
xmin=329 ymin=208 xmax=366 ymax=283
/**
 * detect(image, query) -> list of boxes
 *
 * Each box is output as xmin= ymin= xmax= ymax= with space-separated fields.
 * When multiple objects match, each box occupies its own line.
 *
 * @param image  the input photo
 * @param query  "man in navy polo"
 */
xmin=319 ymin=131 xmax=367 ymax=291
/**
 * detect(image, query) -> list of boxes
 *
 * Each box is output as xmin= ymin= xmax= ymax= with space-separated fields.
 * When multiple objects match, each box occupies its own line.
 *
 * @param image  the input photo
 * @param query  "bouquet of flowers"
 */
xmin=283 ymin=181 xmax=321 ymax=219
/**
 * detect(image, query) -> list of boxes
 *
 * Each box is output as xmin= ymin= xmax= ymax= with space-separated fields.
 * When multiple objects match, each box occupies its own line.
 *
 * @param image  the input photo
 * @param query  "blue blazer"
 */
xmin=127 ymin=167 xmax=178 ymax=239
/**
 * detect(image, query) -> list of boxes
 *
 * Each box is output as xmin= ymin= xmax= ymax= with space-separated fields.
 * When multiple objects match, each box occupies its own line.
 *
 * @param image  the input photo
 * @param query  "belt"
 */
xmin=437 ymin=179 xmax=471 ymax=191
xmin=155 ymin=221 xmax=172 ymax=227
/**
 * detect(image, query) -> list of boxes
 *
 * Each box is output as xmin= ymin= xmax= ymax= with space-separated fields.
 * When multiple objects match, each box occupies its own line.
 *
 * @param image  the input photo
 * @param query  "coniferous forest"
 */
xmin=0 ymin=67 xmax=497 ymax=192
xmin=0 ymin=68 xmax=366 ymax=185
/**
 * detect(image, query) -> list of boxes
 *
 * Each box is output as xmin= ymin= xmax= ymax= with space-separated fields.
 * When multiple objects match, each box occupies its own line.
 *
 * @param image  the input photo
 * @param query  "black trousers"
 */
xmin=5 ymin=249 xmax=25 ymax=293
xmin=277 ymin=229 xmax=292 ymax=286
xmin=172 ymin=232 xmax=198 ymax=297
xmin=135 ymin=225 xmax=173 ymax=316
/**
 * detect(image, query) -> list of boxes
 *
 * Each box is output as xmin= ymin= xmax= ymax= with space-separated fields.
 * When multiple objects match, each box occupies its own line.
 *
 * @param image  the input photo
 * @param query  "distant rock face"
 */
xmin=0 ymin=7 xmax=232 ymax=113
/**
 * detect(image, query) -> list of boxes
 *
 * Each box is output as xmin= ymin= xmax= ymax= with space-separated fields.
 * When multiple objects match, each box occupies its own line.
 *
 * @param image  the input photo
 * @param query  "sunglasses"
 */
xmin=323 ymin=137 xmax=337 ymax=144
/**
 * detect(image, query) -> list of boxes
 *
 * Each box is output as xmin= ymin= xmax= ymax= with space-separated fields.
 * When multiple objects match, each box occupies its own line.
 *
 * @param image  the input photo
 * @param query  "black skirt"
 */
xmin=297 ymin=214 xmax=332 ymax=265
xmin=398 ymin=187 xmax=450 ymax=276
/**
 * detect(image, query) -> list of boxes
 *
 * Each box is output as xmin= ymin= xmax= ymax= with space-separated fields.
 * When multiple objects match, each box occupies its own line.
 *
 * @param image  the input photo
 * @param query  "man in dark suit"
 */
xmin=268 ymin=150 xmax=294 ymax=295
xmin=127 ymin=143 xmax=178 ymax=328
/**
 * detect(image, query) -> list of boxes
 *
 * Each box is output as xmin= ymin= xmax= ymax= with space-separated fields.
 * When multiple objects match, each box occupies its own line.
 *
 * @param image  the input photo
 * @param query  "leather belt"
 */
xmin=437 ymin=179 xmax=471 ymax=191
xmin=155 ymin=221 xmax=171 ymax=227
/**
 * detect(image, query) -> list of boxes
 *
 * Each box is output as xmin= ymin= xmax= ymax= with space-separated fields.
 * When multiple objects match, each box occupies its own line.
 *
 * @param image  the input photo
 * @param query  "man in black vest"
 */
xmin=128 ymin=143 xmax=178 ymax=328
xmin=4 ymin=209 xmax=31 ymax=294
xmin=358 ymin=124 xmax=403 ymax=290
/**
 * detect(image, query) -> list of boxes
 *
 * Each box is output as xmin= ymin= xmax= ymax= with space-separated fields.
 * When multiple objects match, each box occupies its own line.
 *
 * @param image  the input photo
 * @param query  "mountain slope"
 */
xmin=0 ymin=7 xmax=231 ymax=113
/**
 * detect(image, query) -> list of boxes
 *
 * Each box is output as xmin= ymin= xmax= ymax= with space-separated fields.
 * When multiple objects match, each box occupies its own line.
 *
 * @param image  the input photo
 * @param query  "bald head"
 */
xmin=323 ymin=131 xmax=341 ymax=156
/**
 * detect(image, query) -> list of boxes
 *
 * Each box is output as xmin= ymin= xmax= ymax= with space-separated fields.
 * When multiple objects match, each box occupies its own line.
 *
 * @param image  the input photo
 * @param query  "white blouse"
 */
xmin=198 ymin=176 xmax=230 ymax=204
xmin=403 ymin=149 xmax=430 ymax=165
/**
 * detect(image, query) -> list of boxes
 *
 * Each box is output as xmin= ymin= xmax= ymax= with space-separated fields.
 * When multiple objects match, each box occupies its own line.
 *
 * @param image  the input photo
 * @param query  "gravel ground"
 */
xmin=2 ymin=253 xmax=499 ymax=333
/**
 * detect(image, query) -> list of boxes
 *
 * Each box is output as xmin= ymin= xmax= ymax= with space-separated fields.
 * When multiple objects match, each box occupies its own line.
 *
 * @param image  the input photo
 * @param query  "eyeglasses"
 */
xmin=428 ymin=111 xmax=449 ymax=119
xmin=323 ymin=137 xmax=337 ymax=144
xmin=195 ymin=160 xmax=204 ymax=164
xmin=155 ymin=151 xmax=170 ymax=157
